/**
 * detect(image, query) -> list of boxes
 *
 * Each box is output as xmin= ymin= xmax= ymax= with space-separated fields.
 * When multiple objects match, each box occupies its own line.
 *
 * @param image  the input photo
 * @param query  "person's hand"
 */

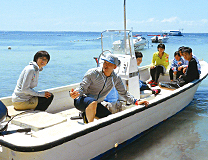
xmin=70 ymin=88 xmax=80 ymax=99
xmin=135 ymin=100 xmax=149 ymax=107
xmin=150 ymin=66 xmax=155 ymax=69
xmin=178 ymin=66 xmax=183 ymax=71
xmin=178 ymin=61 xmax=182 ymax=65
xmin=174 ymin=71 xmax=177 ymax=75
xmin=183 ymin=67 xmax=187 ymax=73
xmin=45 ymin=91 xmax=52 ymax=98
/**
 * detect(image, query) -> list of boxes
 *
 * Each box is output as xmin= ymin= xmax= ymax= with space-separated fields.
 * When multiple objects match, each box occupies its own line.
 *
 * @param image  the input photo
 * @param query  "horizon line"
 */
xmin=0 ymin=30 xmax=207 ymax=34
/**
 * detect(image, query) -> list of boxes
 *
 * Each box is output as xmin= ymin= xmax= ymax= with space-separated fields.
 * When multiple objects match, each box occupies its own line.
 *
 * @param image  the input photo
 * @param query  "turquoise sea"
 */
xmin=0 ymin=31 xmax=208 ymax=159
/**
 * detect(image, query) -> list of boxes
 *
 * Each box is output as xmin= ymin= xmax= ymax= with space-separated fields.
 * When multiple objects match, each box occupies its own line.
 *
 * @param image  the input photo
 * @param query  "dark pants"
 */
xmin=150 ymin=66 xmax=164 ymax=83
xmin=140 ymin=81 xmax=151 ymax=91
xmin=74 ymin=96 xmax=111 ymax=118
xmin=35 ymin=94 xmax=54 ymax=111
xmin=169 ymin=69 xmax=184 ymax=80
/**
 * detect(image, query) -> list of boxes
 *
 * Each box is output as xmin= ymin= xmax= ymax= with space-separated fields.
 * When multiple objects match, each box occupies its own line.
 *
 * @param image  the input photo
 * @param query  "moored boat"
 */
xmin=133 ymin=36 xmax=148 ymax=51
xmin=112 ymin=36 xmax=148 ymax=51
xmin=0 ymin=30 xmax=207 ymax=160
xmin=169 ymin=30 xmax=183 ymax=36
xmin=151 ymin=35 xmax=169 ymax=43
xmin=161 ymin=30 xmax=183 ymax=36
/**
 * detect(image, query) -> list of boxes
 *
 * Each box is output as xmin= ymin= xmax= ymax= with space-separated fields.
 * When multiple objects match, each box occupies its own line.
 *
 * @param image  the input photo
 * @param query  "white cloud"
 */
xmin=125 ymin=16 xmax=208 ymax=33
xmin=161 ymin=17 xmax=178 ymax=23
xmin=201 ymin=19 xmax=208 ymax=23
xmin=147 ymin=18 xmax=155 ymax=22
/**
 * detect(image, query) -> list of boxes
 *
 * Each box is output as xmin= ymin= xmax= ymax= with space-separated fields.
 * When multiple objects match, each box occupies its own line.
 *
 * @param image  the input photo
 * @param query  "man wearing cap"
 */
xmin=70 ymin=54 xmax=149 ymax=123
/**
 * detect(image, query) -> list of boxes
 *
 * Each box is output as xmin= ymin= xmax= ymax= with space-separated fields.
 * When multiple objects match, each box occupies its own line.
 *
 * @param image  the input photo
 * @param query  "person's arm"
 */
xmin=135 ymin=99 xmax=149 ymax=107
xmin=70 ymin=74 xmax=91 ymax=99
xmin=21 ymin=69 xmax=45 ymax=97
xmin=115 ymin=76 xmax=149 ymax=107
xmin=163 ymin=53 xmax=169 ymax=69
xmin=74 ymin=69 xmax=93 ymax=97
xmin=115 ymin=76 xmax=133 ymax=103
xmin=181 ymin=59 xmax=198 ymax=83
xmin=170 ymin=59 xmax=177 ymax=72
xmin=193 ymin=54 xmax=201 ymax=72
xmin=150 ymin=53 xmax=156 ymax=69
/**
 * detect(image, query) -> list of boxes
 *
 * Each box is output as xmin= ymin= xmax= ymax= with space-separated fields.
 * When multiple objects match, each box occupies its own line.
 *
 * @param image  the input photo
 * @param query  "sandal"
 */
xmin=148 ymin=80 xmax=154 ymax=84
xmin=152 ymin=89 xmax=161 ymax=96
xmin=151 ymin=82 xmax=158 ymax=87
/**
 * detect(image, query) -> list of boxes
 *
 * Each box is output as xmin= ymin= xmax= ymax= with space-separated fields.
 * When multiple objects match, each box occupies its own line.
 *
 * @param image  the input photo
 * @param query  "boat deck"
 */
xmin=4 ymin=85 xmax=174 ymax=140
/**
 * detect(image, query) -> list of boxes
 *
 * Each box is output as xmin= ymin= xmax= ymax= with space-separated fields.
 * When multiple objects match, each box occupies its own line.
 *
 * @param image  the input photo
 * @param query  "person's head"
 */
xmin=174 ymin=51 xmax=181 ymax=61
xmin=182 ymin=47 xmax=192 ymax=61
xmin=101 ymin=54 xmax=120 ymax=76
xmin=157 ymin=43 xmax=165 ymax=53
xmin=178 ymin=46 xmax=185 ymax=56
xmin=135 ymin=51 xmax=143 ymax=66
xmin=33 ymin=50 xmax=50 ymax=68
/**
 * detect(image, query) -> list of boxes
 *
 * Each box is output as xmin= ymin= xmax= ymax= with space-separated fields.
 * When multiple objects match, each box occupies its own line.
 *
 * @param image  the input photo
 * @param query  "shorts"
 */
xmin=13 ymin=97 xmax=38 ymax=110
xmin=74 ymin=96 xmax=111 ymax=118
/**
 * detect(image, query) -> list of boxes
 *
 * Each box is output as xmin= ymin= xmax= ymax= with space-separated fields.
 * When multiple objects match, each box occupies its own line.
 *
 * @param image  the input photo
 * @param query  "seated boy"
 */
xmin=169 ymin=51 xmax=184 ymax=81
xmin=178 ymin=46 xmax=201 ymax=75
xmin=135 ymin=51 xmax=161 ymax=95
xmin=160 ymin=47 xmax=199 ymax=89
xmin=180 ymin=47 xmax=199 ymax=83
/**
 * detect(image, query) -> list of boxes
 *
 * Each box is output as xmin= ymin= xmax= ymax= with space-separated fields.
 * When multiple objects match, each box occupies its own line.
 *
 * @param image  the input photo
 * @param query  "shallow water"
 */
xmin=107 ymin=86 xmax=208 ymax=160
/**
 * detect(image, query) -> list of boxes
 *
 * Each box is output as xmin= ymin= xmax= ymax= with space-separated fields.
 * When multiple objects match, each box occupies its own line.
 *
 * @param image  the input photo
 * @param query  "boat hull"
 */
xmin=0 ymin=80 xmax=202 ymax=160
xmin=169 ymin=31 xmax=183 ymax=36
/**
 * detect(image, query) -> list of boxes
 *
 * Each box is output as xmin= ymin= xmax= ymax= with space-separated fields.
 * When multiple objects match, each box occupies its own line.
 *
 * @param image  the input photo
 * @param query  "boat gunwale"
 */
xmin=0 ymin=71 xmax=207 ymax=153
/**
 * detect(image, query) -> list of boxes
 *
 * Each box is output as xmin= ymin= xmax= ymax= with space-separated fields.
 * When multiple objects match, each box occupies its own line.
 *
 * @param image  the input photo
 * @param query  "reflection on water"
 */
xmin=107 ymin=87 xmax=208 ymax=160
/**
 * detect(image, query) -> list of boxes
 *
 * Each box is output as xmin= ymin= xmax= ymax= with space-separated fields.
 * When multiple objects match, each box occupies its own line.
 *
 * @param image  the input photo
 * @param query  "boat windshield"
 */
xmin=101 ymin=30 xmax=134 ymax=56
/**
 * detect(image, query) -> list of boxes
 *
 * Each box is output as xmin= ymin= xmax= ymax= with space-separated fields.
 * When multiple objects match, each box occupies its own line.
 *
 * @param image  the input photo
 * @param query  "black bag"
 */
xmin=159 ymin=78 xmax=186 ymax=89
xmin=175 ymin=78 xmax=186 ymax=87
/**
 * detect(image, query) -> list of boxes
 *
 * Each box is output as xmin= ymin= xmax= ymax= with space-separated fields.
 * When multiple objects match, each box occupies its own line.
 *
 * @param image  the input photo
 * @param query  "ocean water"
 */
xmin=0 ymin=31 xmax=208 ymax=159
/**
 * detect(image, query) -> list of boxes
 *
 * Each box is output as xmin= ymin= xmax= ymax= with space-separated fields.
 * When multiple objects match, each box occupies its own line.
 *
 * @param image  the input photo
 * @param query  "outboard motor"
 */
xmin=0 ymin=101 xmax=7 ymax=122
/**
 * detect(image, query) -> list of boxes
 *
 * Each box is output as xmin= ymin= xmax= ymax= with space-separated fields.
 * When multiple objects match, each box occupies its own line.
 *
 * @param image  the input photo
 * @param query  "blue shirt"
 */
xmin=170 ymin=57 xmax=185 ymax=72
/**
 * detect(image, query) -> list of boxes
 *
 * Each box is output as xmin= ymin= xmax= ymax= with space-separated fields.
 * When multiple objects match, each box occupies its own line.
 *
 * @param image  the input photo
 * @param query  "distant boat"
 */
xmin=151 ymin=35 xmax=169 ymax=43
xmin=113 ymin=36 xmax=148 ymax=51
xmin=169 ymin=30 xmax=183 ymax=36
xmin=133 ymin=36 xmax=148 ymax=51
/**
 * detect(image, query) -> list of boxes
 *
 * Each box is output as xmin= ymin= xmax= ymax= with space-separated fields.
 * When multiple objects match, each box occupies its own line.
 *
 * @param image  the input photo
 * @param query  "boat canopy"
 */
xmin=101 ymin=30 xmax=134 ymax=56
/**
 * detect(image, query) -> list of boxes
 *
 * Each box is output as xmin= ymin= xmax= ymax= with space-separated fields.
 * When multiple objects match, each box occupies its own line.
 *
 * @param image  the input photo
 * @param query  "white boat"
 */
xmin=151 ymin=35 xmax=169 ymax=43
xmin=112 ymin=36 xmax=148 ymax=51
xmin=133 ymin=36 xmax=148 ymax=51
xmin=0 ymin=30 xmax=207 ymax=160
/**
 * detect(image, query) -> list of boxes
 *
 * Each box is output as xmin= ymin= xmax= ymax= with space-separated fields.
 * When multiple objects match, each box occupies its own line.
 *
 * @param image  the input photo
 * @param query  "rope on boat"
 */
xmin=69 ymin=37 xmax=101 ymax=42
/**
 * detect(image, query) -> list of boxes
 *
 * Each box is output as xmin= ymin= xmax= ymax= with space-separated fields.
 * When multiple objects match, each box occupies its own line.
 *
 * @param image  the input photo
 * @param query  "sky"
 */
xmin=0 ymin=0 xmax=208 ymax=33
